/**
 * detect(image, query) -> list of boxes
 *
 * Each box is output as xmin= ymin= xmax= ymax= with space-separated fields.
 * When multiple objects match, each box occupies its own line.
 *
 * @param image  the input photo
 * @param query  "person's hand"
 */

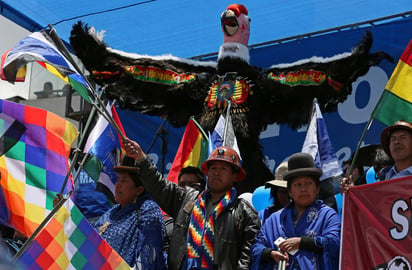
xmin=340 ymin=175 xmax=354 ymax=194
xmin=123 ymin=138 xmax=146 ymax=161
xmin=53 ymin=193 xmax=63 ymax=208
xmin=269 ymin=249 xmax=289 ymax=265
xmin=278 ymin=237 xmax=300 ymax=254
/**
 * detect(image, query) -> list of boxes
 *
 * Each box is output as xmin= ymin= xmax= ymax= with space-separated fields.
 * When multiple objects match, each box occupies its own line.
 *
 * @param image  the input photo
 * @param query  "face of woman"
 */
xmin=115 ymin=172 xmax=141 ymax=207
xmin=288 ymin=176 xmax=319 ymax=211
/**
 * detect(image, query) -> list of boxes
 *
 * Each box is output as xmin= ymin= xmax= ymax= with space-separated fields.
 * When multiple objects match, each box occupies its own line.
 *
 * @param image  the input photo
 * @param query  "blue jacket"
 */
xmin=252 ymin=200 xmax=341 ymax=270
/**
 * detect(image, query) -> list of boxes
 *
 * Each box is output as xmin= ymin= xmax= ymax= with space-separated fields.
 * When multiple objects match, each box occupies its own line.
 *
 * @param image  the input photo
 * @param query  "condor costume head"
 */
xmin=221 ymin=4 xmax=250 ymax=46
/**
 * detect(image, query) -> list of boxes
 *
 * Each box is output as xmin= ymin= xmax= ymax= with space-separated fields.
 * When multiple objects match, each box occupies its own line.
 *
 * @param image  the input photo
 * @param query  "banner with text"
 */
xmin=340 ymin=176 xmax=412 ymax=269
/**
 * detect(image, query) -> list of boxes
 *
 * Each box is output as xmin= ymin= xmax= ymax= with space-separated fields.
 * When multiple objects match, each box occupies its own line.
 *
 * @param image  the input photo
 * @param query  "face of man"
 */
xmin=389 ymin=130 xmax=412 ymax=163
xmin=178 ymin=173 xmax=203 ymax=191
xmin=276 ymin=187 xmax=290 ymax=207
xmin=288 ymin=176 xmax=319 ymax=211
xmin=206 ymin=160 xmax=237 ymax=196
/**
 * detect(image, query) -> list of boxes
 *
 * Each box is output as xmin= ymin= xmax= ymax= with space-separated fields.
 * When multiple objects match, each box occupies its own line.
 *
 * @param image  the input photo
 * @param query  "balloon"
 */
xmin=366 ymin=167 xmax=377 ymax=184
xmin=252 ymin=186 xmax=274 ymax=212
xmin=238 ymin=192 xmax=253 ymax=207
xmin=335 ymin=193 xmax=343 ymax=218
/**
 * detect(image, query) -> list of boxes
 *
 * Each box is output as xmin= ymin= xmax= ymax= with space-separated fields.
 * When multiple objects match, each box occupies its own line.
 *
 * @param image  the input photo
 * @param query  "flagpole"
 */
xmin=45 ymin=24 xmax=127 ymax=193
xmin=348 ymin=91 xmax=386 ymax=177
xmin=58 ymin=92 xmax=101 ymax=194
xmin=12 ymin=191 xmax=73 ymax=262
xmin=190 ymin=116 xmax=208 ymax=139
xmin=46 ymin=25 xmax=127 ymax=143
xmin=223 ymin=100 xmax=232 ymax=146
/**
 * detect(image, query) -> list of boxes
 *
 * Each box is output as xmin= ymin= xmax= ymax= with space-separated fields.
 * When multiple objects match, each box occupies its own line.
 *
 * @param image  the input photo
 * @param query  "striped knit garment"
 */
xmin=186 ymin=188 xmax=237 ymax=268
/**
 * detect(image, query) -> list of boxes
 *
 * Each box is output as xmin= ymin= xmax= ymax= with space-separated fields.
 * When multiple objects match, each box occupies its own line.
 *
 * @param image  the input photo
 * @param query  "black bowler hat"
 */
xmin=283 ymin=153 xmax=322 ymax=182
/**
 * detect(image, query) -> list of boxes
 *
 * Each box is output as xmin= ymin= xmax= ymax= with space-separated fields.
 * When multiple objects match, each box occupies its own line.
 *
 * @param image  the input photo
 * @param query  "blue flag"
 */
xmin=302 ymin=100 xmax=342 ymax=181
xmin=83 ymin=102 xmax=121 ymax=202
xmin=208 ymin=108 xmax=241 ymax=160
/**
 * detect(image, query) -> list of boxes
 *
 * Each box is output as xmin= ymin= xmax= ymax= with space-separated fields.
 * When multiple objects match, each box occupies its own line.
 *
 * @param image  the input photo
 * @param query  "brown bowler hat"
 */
xmin=113 ymin=155 xmax=139 ymax=173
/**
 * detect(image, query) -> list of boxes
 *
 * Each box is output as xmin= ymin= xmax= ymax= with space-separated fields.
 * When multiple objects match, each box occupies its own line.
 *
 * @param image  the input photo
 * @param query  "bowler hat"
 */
xmin=380 ymin=120 xmax=412 ymax=157
xmin=283 ymin=153 xmax=322 ymax=182
xmin=113 ymin=155 xmax=139 ymax=173
xmin=265 ymin=161 xmax=288 ymax=189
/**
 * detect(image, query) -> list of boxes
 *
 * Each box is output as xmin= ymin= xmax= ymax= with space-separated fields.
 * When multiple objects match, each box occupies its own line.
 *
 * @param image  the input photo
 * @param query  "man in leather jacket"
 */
xmin=124 ymin=138 xmax=260 ymax=269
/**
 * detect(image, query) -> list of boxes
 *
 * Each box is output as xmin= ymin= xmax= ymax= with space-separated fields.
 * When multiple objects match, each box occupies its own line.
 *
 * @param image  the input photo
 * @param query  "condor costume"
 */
xmin=70 ymin=4 xmax=392 ymax=193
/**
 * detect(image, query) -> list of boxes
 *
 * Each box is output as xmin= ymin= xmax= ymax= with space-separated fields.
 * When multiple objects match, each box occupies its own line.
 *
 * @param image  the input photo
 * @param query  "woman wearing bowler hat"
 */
xmin=91 ymin=155 xmax=166 ymax=269
xmin=252 ymin=152 xmax=341 ymax=270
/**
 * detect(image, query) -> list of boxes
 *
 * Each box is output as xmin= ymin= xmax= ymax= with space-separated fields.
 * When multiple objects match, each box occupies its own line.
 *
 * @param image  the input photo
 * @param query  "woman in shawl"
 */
xmin=251 ymin=152 xmax=341 ymax=270
xmin=92 ymin=155 xmax=166 ymax=269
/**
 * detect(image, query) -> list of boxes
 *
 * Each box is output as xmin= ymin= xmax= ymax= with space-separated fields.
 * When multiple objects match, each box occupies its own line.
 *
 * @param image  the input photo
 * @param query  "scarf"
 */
xmin=186 ymin=188 xmax=237 ymax=269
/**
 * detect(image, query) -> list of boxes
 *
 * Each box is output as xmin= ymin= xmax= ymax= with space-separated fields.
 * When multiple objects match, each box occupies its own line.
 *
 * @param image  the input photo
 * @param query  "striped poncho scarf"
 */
xmin=186 ymin=188 xmax=237 ymax=269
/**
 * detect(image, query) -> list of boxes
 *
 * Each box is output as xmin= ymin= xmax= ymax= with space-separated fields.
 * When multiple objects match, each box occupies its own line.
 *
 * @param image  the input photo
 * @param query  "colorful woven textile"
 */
xmin=187 ymin=188 xmax=237 ymax=268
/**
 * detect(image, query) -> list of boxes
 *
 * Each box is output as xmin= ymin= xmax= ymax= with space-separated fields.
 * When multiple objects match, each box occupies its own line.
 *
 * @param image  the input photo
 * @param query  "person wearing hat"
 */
xmin=379 ymin=120 xmax=412 ymax=180
xmin=258 ymin=161 xmax=290 ymax=224
xmin=87 ymin=155 xmax=166 ymax=268
xmin=252 ymin=152 xmax=341 ymax=270
xmin=123 ymin=138 xmax=260 ymax=270
xmin=341 ymin=120 xmax=412 ymax=193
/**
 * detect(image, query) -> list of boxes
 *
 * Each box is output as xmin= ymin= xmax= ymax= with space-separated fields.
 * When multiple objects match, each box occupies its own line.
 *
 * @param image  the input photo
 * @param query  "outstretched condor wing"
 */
xmin=257 ymin=31 xmax=393 ymax=130
xmin=70 ymin=21 xmax=217 ymax=127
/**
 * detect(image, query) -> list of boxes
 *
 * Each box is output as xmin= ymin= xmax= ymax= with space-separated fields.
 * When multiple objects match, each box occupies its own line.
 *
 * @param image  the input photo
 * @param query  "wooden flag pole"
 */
xmin=46 ymin=24 xmax=126 ymax=143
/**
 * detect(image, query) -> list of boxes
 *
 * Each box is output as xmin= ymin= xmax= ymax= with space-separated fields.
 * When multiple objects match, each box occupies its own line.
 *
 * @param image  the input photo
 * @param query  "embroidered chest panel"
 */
xmin=207 ymin=72 xmax=252 ymax=109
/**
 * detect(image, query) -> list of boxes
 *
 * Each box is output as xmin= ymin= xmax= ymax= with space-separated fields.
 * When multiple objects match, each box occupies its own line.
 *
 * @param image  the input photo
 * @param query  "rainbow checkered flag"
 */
xmin=0 ymin=99 xmax=78 ymax=237
xmin=0 ymin=112 xmax=25 ymax=156
xmin=16 ymin=197 xmax=131 ymax=269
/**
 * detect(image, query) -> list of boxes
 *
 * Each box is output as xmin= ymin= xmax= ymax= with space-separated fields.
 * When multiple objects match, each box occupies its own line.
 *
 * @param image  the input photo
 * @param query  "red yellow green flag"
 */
xmin=167 ymin=118 xmax=208 ymax=183
xmin=373 ymin=39 xmax=412 ymax=125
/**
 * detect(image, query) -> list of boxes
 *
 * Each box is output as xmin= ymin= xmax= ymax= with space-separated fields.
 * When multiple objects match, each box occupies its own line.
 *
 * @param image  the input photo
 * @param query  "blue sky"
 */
xmin=2 ymin=0 xmax=412 ymax=58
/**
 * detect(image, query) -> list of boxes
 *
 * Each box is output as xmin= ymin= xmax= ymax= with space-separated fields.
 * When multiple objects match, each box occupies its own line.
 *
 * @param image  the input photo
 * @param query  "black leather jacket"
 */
xmin=136 ymin=157 xmax=261 ymax=270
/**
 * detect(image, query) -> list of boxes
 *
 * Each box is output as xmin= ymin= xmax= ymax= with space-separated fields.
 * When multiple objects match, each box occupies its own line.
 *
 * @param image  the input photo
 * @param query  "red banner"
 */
xmin=341 ymin=176 xmax=412 ymax=269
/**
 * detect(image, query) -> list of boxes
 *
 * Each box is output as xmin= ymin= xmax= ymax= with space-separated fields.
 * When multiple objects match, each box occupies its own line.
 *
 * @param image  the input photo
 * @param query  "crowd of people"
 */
xmin=1 ymin=119 xmax=412 ymax=269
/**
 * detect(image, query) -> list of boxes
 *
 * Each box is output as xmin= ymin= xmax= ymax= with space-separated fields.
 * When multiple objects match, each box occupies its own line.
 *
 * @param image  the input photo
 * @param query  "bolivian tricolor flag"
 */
xmin=167 ymin=118 xmax=208 ymax=183
xmin=373 ymin=39 xmax=412 ymax=125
